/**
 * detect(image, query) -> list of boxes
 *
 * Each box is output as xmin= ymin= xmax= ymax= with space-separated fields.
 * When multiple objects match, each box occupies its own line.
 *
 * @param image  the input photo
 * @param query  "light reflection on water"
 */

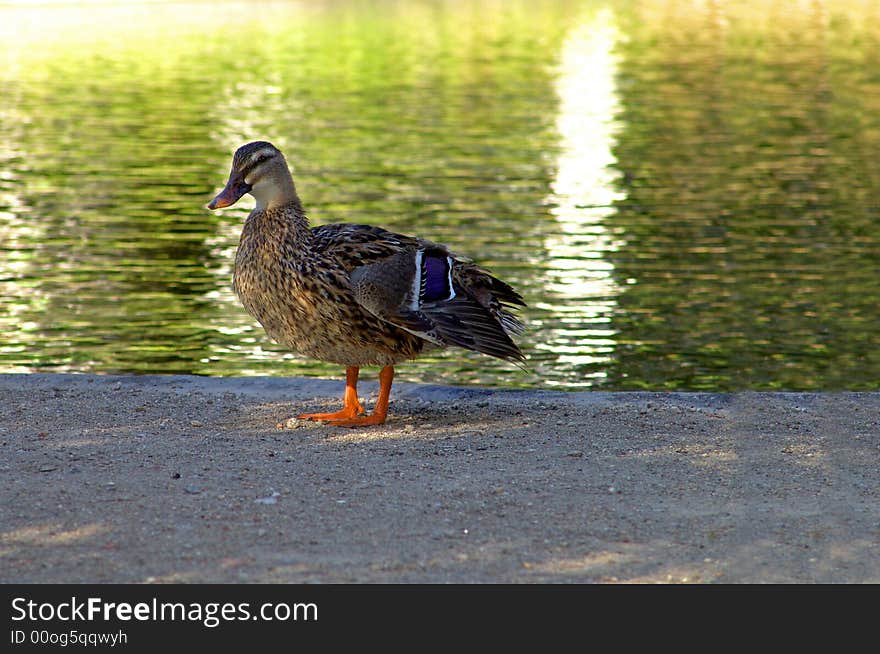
xmin=2 ymin=0 xmax=880 ymax=391
xmin=538 ymin=8 xmax=625 ymax=387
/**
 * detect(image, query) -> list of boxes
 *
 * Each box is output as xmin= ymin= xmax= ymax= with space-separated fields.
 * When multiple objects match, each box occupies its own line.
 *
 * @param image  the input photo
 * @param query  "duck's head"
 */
xmin=208 ymin=141 xmax=294 ymax=211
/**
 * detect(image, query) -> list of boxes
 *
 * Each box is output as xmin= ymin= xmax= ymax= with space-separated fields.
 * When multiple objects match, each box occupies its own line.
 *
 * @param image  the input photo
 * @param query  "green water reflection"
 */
xmin=1 ymin=0 xmax=879 ymax=391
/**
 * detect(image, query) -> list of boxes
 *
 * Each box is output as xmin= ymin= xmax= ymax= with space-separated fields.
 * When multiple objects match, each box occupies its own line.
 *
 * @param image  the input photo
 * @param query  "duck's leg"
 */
xmin=297 ymin=366 xmax=366 ymax=421
xmin=322 ymin=365 xmax=394 ymax=427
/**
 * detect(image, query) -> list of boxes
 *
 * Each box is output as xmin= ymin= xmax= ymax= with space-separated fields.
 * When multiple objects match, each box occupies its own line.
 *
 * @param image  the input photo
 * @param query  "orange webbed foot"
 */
xmin=319 ymin=412 xmax=388 ymax=428
xmin=297 ymin=402 xmax=365 ymax=422
xmin=295 ymin=365 xmax=394 ymax=429
xmin=296 ymin=366 xmax=365 ymax=421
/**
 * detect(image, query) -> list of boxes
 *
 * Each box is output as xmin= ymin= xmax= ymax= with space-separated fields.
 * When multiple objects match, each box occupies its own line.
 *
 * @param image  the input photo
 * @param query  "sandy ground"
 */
xmin=1 ymin=372 xmax=878 ymax=584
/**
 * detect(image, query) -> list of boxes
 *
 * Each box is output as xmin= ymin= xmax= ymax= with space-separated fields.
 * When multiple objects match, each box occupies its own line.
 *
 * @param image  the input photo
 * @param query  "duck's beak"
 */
xmin=207 ymin=172 xmax=252 ymax=210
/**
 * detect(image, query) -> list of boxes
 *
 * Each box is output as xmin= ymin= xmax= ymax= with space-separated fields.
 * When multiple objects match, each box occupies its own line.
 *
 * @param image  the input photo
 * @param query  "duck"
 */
xmin=208 ymin=141 xmax=525 ymax=427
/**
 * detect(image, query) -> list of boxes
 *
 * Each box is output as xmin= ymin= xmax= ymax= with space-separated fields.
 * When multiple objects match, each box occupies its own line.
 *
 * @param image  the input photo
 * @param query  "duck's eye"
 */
xmin=242 ymin=155 xmax=272 ymax=178
xmin=248 ymin=148 xmax=277 ymax=167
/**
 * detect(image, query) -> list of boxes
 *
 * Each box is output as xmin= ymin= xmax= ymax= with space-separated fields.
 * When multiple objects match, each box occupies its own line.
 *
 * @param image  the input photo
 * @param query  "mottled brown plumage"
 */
xmin=208 ymin=141 xmax=525 ymax=426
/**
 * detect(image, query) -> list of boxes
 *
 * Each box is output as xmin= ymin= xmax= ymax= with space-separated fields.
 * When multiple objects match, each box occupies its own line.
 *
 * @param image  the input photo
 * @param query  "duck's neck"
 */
xmin=252 ymin=173 xmax=300 ymax=213
xmin=284 ymin=198 xmax=311 ymax=241
xmin=248 ymin=170 xmax=310 ymax=233
xmin=247 ymin=197 xmax=312 ymax=249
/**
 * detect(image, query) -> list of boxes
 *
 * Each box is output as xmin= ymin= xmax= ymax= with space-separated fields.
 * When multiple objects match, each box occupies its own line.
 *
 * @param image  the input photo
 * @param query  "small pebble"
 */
xmin=254 ymin=491 xmax=280 ymax=505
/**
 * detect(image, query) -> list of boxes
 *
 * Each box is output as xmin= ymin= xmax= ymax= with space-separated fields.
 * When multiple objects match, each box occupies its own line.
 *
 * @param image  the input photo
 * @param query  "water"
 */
xmin=1 ymin=0 xmax=879 ymax=391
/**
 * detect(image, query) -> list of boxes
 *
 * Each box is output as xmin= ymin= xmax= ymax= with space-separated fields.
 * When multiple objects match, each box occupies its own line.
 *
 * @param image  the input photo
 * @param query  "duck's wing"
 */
xmin=311 ymin=223 xmax=420 ymax=268
xmin=313 ymin=224 xmax=525 ymax=363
